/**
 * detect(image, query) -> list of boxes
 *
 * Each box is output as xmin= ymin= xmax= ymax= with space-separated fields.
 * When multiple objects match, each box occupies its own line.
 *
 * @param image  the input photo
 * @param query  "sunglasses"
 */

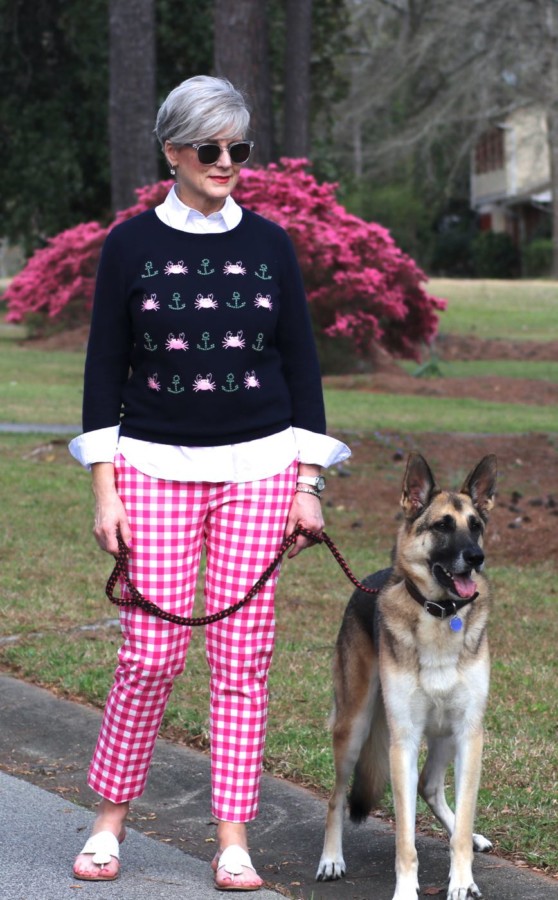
xmin=185 ymin=140 xmax=254 ymax=165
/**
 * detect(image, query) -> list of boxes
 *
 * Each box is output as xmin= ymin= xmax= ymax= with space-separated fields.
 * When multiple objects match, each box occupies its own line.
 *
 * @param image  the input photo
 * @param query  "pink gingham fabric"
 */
xmin=88 ymin=453 xmax=297 ymax=821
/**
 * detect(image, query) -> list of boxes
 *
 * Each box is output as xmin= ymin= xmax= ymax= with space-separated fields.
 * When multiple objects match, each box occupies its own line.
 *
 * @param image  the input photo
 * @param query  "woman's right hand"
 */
xmin=91 ymin=462 xmax=132 ymax=555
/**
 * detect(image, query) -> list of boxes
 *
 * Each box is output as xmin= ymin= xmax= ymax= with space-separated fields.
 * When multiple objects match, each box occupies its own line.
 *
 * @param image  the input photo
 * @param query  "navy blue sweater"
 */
xmin=83 ymin=208 xmax=326 ymax=446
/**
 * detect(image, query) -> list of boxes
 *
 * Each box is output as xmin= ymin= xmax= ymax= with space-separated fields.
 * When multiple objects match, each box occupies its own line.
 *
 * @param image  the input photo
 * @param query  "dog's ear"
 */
xmin=401 ymin=452 xmax=438 ymax=519
xmin=460 ymin=454 xmax=497 ymax=519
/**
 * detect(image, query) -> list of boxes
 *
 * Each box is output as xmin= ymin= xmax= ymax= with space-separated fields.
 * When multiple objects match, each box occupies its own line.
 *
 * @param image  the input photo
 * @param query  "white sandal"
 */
xmin=73 ymin=830 xmax=121 ymax=882
xmin=214 ymin=844 xmax=262 ymax=892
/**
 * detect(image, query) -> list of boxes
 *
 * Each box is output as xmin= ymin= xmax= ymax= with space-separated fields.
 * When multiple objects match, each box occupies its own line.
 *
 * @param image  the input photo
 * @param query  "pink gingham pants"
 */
xmin=88 ymin=453 xmax=298 ymax=822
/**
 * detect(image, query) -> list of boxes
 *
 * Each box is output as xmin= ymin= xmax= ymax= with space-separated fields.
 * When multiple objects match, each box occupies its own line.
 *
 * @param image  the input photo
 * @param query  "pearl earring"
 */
xmin=169 ymin=166 xmax=176 ymax=176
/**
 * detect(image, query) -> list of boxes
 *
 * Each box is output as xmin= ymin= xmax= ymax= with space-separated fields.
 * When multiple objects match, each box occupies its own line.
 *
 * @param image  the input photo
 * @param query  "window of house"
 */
xmin=475 ymin=128 xmax=504 ymax=174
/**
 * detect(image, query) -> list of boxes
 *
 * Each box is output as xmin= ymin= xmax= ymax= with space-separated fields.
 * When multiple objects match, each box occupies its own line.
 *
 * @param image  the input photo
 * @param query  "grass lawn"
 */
xmin=402 ymin=359 xmax=558 ymax=381
xmin=0 ymin=343 xmax=83 ymax=425
xmin=430 ymin=278 xmax=558 ymax=342
xmin=324 ymin=389 xmax=557 ymax=433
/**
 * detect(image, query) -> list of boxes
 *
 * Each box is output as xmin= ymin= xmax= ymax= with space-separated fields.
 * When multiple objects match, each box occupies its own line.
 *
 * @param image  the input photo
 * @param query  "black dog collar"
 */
xmin=405 ymin=579 xmax=478 ymax=620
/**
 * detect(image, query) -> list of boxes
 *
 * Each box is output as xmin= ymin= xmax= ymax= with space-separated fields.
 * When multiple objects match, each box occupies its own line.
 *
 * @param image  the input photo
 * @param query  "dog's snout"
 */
xmin=464 ymin=546 xmax=484 ymax=570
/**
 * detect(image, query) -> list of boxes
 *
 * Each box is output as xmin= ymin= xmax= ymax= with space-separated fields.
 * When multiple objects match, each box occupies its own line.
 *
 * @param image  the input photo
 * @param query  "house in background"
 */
xmin=470 ymin=105 xmax=552 ymax=245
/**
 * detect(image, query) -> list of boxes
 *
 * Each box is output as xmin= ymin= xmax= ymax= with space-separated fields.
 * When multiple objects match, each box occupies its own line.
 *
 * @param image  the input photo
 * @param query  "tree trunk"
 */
xmin=283 ymin=0 xmax=313 ymax=158
xmin=547 ymin=107 xmax=558 ymax=278
xmin=545 ymin=1 xmax=558 ymax=278
xmin=109 ymin=0 xmax=157 ymax=211
xmin=213 ymin=0 xmax=273 ymax=165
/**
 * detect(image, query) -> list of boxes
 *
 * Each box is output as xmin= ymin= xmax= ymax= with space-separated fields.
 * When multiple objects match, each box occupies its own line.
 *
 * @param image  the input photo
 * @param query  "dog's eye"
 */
xmin=469 ymin=516 xmax=483 ymax=533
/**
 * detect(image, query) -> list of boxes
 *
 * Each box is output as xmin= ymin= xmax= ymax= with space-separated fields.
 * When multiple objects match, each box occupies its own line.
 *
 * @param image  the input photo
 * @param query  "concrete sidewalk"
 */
xmin=1 ymin=771 xmax=282 ymax=900
xmin=0 ymin=674 xmax=556 ymax=900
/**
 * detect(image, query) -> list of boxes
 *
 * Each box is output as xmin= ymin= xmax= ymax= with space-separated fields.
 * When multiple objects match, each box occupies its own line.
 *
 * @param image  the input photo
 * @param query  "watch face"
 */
xmin=316 ymin=476 xmax=326 ymax=491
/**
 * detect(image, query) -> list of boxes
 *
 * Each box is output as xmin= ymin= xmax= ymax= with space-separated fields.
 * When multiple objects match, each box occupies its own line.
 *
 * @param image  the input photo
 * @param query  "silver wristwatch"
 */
xmin=296 ymin=474 xmax=326 ymax=492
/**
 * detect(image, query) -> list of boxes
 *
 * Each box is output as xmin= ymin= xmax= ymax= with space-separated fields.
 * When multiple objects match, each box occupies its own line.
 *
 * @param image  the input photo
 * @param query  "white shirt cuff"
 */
xmin=68 ymin=426 xmax=120 ymax=469
xmin=293 ymin=428 xmax=351 ymax=469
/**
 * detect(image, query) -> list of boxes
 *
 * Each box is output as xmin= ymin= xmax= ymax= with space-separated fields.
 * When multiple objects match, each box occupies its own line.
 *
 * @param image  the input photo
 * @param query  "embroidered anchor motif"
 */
xmin=197 ymin=258 xmax=215 ymax=276
xmin=252 ymin=333 xmax=265 ymax=352
xmin=226 ymin=291 xmax=246 ymax=309
xmin=144 ymin=332 xmax=158 ymax=351
xmin=197 ymin=331 xmax=215 ymax=351
xmin=221 ymin=373 xmax=239 ymax=393
xmin=167 ymin=375 xmax=185 ymax=394
xmin=168 ymin=292 xmax=186 ymax=310
xmin=141 ymin=261 xmax=159 ymax=278
xmin=255 ymin=263 xmax=272 ymax=280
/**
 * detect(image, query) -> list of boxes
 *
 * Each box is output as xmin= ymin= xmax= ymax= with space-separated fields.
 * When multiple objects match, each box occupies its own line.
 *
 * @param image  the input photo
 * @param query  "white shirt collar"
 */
xmin=155 ymin=184 xmax=242 ymax=234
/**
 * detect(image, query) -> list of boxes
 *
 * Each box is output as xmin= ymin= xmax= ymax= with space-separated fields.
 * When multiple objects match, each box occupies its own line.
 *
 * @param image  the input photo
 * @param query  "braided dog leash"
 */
xmin=105 ymin=525 xmax=379 ymax=627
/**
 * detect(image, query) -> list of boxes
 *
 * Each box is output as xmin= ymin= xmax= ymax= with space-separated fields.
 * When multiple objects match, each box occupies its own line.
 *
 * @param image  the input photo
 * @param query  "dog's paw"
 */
xmin=392 ymin=879 xmax=420 ymax=899
xmin=316 ymin=855 xmax=346 ymax=881
xmin=472 ymin=832 xmax=492 ymax=853
xmin=447 ymin=882 xmax=482 ymax=900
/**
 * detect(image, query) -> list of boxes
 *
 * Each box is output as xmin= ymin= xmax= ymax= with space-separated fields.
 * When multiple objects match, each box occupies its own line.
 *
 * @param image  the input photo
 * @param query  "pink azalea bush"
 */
xmin=5 ymin=159 xmax=444 ymax=358
xmin=4 ymin=221 xmax=107 ymax=328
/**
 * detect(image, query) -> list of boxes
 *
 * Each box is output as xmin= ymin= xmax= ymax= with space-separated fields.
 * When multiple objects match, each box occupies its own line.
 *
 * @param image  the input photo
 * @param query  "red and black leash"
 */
xmin=105 ymin=525 xmax=379 ymax=627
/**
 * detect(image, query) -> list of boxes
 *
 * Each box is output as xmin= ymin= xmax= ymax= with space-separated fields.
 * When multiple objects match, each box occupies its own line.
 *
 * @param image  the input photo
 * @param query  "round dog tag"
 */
xmin=450 ymin=615 xmax=463 ymax=632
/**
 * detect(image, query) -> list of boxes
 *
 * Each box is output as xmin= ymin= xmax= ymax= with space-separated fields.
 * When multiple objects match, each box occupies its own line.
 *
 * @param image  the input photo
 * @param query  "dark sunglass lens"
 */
xmin=229 ymin=142 xmax=252 ymax=163
xmin=197 ymin=144 xmax=221 ymax=165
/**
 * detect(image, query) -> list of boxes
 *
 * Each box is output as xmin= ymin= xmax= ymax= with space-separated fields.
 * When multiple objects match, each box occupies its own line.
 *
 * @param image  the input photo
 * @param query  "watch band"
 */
xmin=296 ymin=474 xmax=326 ymax=491
xmin=295 ymin=486 xmax=322 ymax=500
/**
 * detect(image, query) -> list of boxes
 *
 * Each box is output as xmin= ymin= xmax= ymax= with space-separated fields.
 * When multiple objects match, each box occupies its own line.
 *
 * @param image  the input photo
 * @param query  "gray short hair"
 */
xmin=155 ymin=75 xmax=251 ymax=148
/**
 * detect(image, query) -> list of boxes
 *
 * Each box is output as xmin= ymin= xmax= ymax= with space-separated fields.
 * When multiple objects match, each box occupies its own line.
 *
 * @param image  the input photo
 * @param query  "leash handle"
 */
xmin=105 ymin=525 xmax=379 ymax=627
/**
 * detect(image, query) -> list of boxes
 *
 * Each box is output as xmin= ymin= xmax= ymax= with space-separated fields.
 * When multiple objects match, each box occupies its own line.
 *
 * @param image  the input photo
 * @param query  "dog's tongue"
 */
xmin=453 ymin=574 xmax=477 ymax=598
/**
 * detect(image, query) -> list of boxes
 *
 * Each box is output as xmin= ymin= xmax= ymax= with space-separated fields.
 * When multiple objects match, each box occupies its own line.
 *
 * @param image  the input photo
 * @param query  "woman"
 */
xmin=70 ymin=75 xmax=349 ymax=891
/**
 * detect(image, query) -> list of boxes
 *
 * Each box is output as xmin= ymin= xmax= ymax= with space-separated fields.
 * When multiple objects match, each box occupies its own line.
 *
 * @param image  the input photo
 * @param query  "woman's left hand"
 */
xmin=285 ymin=489 xmax=324 ymax=558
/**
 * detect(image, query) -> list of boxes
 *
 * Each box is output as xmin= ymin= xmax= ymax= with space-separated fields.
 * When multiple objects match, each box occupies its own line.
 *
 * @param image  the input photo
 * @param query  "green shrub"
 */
xmin=429 ymin=229 xmax=475 ymax=277
xmin=471 ymin=231 xmax=520 ymax=278
xmin=522 ymin=238 xmax=553 ymax=277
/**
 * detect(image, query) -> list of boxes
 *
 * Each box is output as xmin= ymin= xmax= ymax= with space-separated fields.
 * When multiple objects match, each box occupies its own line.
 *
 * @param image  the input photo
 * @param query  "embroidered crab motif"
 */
xmin=193 ymin=373 xmax=216 ymax=392
xmin=222 ymin=330 xmax=245 ymax=349
xmin=147 ymin=373 xmax=161 ymax=391
xmin=142 ymin=294 xmax=160 ymax=311
xmin=194 ymin=293 xmax=218 ymax=310
xmin=254 ymin=293 xmax=273 ymax=310
xmin=166 ymin=332 xmax=189 ymax=351
xmin=244 ymin=371 xmax=260 ymax=389
xmin=223 ymin=260 xmax=246 ymax=275
xmin=164 ymin=260 xmax=188 ymax=275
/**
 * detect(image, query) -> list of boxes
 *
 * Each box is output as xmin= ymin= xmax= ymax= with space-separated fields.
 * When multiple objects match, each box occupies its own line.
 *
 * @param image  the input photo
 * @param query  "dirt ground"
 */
xmin=29 ymin=328 xmax=558 ymax=567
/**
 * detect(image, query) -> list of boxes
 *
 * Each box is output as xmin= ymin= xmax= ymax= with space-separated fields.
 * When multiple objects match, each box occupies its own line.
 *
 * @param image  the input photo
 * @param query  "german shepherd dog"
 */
xmin=316 ymin=452 xmax=497 ymax=900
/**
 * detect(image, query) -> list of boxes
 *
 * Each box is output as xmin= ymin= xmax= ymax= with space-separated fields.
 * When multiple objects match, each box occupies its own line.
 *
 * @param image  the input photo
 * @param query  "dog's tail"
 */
xmin=348 ymin=693 xmax=390 ymax=823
